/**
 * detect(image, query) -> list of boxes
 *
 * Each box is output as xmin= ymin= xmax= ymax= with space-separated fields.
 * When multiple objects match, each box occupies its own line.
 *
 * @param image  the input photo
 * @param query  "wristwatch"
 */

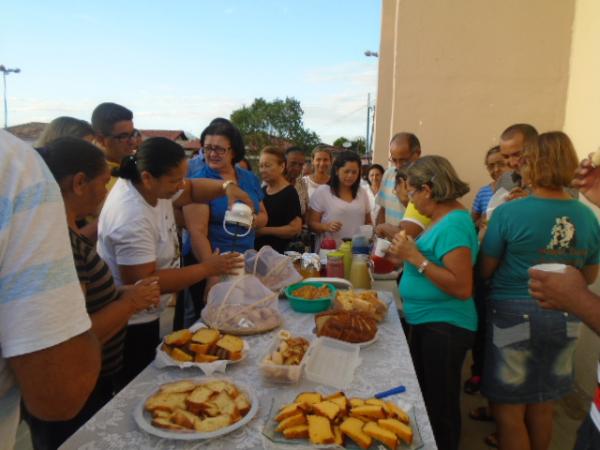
xmin=417 ymin=259 xmax=430 ymax=274
xmin=222 ymin=180 xmax=236 ymax=191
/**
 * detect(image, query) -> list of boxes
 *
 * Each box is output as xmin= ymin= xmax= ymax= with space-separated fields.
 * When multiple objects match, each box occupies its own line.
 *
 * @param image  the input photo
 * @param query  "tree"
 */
xmin=230 ymin=97 xmax=320 ymax=152
xmin=333 ymin=136 xmax=367 ymax=154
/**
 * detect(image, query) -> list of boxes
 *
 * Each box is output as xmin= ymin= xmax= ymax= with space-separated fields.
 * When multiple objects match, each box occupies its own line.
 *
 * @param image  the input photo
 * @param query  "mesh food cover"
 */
xmin=244 ymin=246 xmax=302 ymax=292
xmin=201 ymin=275 xmax=281 ymax=335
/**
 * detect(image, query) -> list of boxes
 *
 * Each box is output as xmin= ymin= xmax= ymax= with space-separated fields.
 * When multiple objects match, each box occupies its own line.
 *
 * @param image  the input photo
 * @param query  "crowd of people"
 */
xmin=1 ymin=101 xmax=599 ymax=450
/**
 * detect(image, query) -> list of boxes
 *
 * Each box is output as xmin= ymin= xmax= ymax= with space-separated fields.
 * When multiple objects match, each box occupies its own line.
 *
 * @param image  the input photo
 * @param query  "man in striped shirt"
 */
xmin=375 ymin=132 xmax=430 ymax=239
xmin=0 ymin=130 xmax=100 ymax=450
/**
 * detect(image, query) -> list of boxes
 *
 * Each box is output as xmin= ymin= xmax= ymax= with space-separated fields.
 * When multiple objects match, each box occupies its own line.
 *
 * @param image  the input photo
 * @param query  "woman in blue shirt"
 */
xmin=388 ymin=155 xmax=478 ymax=450
xmin=480 ymin=132 xmax=599 ymax=450
xmin=182 ymin=121 xmax=267 ymax=315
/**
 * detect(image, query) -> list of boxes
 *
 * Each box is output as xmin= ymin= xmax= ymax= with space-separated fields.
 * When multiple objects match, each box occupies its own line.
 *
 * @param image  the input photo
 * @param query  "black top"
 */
xmin=255 ymin=184 xmax=302 ymax=253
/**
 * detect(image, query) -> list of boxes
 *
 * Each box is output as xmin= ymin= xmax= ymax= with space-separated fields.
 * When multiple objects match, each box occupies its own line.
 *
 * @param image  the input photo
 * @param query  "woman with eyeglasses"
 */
xmin=387 ymin=155 xmax=478 ymax=450
xmin=182 ymin=121 xmax=267 ymax=316
xmin=308 ymin=151 xmax=371 ymax=249
xmin=256 ymin=146 xmax=302 ymax=253
xmin=479 ymin=132 xmax=599 ymax=450
xmin=97 ymin=137 xmax=248 ymax=386
xmin=471 ymin=146 xmax=509 ymax=228
xmin=303 ymin=145 xmax=333 ymax=199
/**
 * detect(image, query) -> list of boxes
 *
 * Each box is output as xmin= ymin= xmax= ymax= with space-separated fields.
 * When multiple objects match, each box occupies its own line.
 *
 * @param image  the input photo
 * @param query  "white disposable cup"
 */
xmin=530 ymin=263 xmax=567 ymax=274
xmin=373 ymin=238 xmax=392 ymax=257
xmin=360 ymin=224 xmax=373 ymax=238
xmin=222 ymin=252 xmax=246 ymax=277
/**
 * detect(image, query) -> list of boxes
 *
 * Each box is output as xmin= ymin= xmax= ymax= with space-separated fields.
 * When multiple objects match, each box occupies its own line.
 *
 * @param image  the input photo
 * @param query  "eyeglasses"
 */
xmin=203 ymin=145 xmax=231 ymax=156
xmin=110 ymin=131 xmax=137 ymax=143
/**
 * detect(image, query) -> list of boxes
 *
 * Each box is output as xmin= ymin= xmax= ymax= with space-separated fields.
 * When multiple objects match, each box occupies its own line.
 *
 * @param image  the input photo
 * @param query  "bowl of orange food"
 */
xmin=284 ymin=281 xmax=337 ymax=313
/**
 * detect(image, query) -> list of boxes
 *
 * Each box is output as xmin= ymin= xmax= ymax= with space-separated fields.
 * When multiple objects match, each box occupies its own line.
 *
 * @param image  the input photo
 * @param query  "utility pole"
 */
xmin=0 ymin=65 xmax=21 ymax=128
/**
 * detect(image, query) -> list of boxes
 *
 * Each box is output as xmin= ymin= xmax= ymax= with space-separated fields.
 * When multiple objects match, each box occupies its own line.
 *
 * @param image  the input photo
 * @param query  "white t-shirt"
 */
xmin=97 ymin=179 xmax=181 ymax=325
xmin=365 ymin=185 xmax=382 ymax=225
xmin=309 ymin=184 xmax=370 ymax=248
xmin=303 ymin=175 xmax=328 ymax=200
xmin=0 ymin=131 xmax=91 ymax=449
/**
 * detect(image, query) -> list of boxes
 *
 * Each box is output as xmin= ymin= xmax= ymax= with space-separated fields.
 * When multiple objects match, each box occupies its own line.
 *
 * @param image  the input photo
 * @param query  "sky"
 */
xmin=1 ymin=1 xmax=381 ymax=144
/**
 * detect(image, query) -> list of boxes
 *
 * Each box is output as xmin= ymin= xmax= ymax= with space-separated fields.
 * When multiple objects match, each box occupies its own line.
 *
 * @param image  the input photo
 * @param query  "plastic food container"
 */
xmin=303 ymin=337 xmax=361 ymax=389
xmin=284 ymin=281 xmax=336 ymax=313
xmin=259 ymin=334 xmax=312 ymax=384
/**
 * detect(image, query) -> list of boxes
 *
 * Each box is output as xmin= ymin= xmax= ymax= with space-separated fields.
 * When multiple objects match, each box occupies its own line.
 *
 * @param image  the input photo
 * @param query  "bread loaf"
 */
xmin=315 ymin=310 xmax=377 ymax=343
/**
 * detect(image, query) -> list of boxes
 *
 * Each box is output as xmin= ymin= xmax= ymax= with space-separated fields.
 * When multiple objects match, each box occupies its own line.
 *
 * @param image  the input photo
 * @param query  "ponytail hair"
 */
xmin=116 ymin=137 xmax=186 ymax=183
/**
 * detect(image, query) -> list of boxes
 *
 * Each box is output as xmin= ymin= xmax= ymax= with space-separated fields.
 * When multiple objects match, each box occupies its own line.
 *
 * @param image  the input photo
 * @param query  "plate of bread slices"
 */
xmin=135 ymin=378 xmax=258 ymax=440
xmin=263 ymin=390 xmax=421 ymax=449
xmin=156 ymin=324 xmax=248 ymax=374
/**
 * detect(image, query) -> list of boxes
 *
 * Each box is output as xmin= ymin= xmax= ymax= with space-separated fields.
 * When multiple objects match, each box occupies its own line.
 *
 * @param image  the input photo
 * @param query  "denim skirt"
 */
xmin=481 ymin=299 xmax=580 ymax=404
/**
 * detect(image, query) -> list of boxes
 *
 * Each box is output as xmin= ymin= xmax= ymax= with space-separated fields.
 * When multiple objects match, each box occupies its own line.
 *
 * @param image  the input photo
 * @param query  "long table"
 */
xmin=61 ymin=292 xmax=436 ymax=449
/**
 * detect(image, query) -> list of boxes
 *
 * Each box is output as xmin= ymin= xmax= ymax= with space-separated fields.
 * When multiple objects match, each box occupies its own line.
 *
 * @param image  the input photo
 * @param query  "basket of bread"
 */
xmin=263 ymin=390 xmax=419 ymax=449
xmin=155 ymin=324 xmax=248 ymax=374
xmin=333 ymin=290 xmax=388 ymax=322
xmin=314 ymin=310 xmax=378 ymax=346
xmin=135 ymin=378 xmax=257 ymax=440
xmin=201 ymin=275 xmax=281 ymax=335
xmin=260 ymin=330 xmax=311 ymax=384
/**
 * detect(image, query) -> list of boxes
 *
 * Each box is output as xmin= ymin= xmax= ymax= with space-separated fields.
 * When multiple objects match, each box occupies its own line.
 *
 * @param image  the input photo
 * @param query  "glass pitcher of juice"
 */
xmin=349 ymin=254 xmax=372 ymax=289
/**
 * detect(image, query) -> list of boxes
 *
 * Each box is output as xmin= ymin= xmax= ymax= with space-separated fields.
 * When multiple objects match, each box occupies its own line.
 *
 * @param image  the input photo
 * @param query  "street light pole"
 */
xmin=0 ymin=65 xmax=21 ymax=128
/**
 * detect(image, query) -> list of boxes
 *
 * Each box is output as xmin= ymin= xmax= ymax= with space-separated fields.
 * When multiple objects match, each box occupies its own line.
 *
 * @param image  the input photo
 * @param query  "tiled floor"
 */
xmin=15 ymin=307 xmax=585 ymax=450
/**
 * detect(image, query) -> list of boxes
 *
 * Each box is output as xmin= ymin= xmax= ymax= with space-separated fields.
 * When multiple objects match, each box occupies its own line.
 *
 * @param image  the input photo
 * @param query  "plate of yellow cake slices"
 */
xmin=262 ymin=390 xmax=423 ymax=449
xmin=134 ymin=378 xmax=258 ymax=440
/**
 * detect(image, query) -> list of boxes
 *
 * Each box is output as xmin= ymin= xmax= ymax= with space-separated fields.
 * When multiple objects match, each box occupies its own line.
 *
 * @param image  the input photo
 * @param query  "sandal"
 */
xmin=468 ymin=406 xmax=494 ymax=422
xmin=484 ymin=432 xmax=498 ymax=448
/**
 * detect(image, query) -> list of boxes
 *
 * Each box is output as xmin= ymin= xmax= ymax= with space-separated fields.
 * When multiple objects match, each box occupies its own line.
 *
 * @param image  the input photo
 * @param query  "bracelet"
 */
xmin=222 ymin=180 xmax=236 ymax=191
xmin=417 ymin=259 xmax=430 ymax=274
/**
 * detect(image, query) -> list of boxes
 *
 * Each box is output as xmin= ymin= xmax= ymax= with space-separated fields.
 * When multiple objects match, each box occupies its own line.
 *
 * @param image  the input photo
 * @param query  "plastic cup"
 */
xmin=530 ymin=263 xmax=567 ymax=274
xmin=373 ymin=238 xmax=392 ymax=257
xmin=222 ymin=251 xmax=246 ymax=278
xmin=359 ymin=224 xmax=373 ymax=238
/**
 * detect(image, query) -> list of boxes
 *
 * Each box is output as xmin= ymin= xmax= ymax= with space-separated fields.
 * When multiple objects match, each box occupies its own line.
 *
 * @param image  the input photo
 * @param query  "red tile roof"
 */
xmin=140 ymin=129 xmax=187 ymax=141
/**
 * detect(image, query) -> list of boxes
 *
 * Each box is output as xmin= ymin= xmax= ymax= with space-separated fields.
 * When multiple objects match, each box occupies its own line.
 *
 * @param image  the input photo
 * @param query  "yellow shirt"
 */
xmin=106 ymin=160 xmax=120 ymax=192
xmin=402 ymin=201 xmax=431 ymax=229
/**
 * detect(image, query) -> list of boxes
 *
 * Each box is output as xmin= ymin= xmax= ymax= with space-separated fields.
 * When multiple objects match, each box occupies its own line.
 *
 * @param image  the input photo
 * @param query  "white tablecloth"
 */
xmin=60 ymin=292 xmax=436 ymax=449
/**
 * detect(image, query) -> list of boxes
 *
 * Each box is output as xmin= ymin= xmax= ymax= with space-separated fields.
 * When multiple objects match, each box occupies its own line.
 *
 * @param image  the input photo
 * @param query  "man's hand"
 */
xmin=528 ymin=266 xmax=587 ymax=312
xmin=375 ymin=223 xmax=400 ymax=240
xmin=224 ymin=183 xmax=253 ymax=209
xmin=204 ymin=250 xmax=245 ymax=277
xmin=573 ymin=155 xmax=600 ymax=207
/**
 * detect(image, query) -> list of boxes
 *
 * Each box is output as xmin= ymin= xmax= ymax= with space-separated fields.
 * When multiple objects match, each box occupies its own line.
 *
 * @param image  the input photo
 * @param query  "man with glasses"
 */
xmin=91 ymin=102 xmax=138 ymax=191
xmin=375 ymin=132 xmax=429 ymax=239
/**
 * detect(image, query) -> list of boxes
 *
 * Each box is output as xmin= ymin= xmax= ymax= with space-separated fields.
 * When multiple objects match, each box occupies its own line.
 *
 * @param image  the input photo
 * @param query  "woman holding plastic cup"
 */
xmin=387 ymin=155 xmax=477 ymax=450
xmin=479 ymin=131 xmax=600 ymax=450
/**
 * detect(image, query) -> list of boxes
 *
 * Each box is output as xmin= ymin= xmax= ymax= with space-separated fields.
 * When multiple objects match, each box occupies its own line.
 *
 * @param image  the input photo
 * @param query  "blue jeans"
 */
xmin=482 ymin=299 xmax=580 ymax=403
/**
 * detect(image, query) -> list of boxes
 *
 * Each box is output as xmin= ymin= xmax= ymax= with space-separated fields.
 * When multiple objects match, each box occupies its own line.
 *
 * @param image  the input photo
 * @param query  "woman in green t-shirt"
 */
xmin=388 ymin=155 xmax=478 ymax=450
xmin=480 ymin=131 xmax=600 ymax=450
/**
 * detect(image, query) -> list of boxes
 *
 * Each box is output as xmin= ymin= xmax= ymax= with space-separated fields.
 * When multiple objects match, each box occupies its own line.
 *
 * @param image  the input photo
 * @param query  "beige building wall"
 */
xmin=373 ymin=0 xmax=576 ymax=205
